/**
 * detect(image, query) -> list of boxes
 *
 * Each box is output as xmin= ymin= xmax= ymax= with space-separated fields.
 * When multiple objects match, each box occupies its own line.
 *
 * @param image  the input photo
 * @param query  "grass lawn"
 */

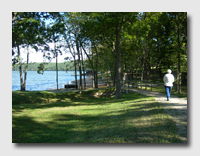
xmin=12 ymin=89 xmax=184 ymax=143
xmin=132 ymin=85 xmax=187 ymax=99
xmin=151 ymin=86 xmax=187 ymax=99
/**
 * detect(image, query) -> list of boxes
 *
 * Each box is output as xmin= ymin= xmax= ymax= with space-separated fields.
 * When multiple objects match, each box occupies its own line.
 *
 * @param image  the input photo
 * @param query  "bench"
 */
xmin=64 ymin=84 xmax=78 ymax=89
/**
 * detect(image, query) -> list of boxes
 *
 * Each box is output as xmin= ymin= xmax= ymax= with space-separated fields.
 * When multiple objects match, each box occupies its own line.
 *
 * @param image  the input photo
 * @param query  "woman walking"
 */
xmin=163 ymin=69 xmax=175 ymax=101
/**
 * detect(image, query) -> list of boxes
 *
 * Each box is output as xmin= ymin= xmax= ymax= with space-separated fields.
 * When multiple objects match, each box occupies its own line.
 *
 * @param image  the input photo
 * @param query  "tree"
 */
xmin=114 ymin=13 xmax=125 ymax=98
xmin=12 ymin=12 xmax=47 ymax=91
xmin=13 ymin=12 xmax=187 ymax=94
xmin=63 ymin=33 xmax=78 ymax=89
xmin=46 ymin=20 xmax=65 ymax=90
xmin=169 ymin=12 xmax=187 ymax=93
xmin=78 ymin=12 xmax=138 ymax=98
xmin=60 ymin=12 xmax=85 ymax=94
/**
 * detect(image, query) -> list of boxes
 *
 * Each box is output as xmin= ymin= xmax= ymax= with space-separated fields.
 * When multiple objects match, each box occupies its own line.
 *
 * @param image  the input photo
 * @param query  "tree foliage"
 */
xmin=12 ymin=12 xmax=49 ymax=91
xmin=12 ymin=12 xmax=187 ymax=95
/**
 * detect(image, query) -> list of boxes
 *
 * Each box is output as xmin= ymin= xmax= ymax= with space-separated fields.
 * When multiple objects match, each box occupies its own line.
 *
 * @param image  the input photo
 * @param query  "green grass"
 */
xmin=123 ymin=84 xmax=187 ymax=99
xmin=12 ymin=90 xmax=185 ymax=143
xmin=146 ymin=86 xmax=187 ymax=99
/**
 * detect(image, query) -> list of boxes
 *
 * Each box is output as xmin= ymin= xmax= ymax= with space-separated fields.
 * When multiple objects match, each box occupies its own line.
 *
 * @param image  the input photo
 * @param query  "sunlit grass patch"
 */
xmin=130 ymin=84 xmax=187 ymax=99
xmin=12 ymin=90 xmax=185 ymax=143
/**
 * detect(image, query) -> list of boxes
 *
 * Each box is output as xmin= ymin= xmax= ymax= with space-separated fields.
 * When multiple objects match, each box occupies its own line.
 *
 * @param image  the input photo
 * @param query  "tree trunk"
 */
xmin=92 ymin=71 xmax=95 ymax=88
xmin=176 ymin=12 xmax=181 ymax=93
xmin=55 ymin=42 xmax=58 ymax=90
xmin=68 ymin=37 xmax=78 ymax=89
xmin=17 ymin=44 xmax=25 ymax=91
xmin=80 ymin=48 xmax=86 ymax=89
xmin=75 ymin=33 xmax=82 ymax=94
xmin=23 ymin=45 xmax=30 ymax=91
xmin=91 ymin=41 xmax=99 ymax=88
xmin=141 ymin=49 xmax=146 ymax=82
xmin=115 ymin=26 xmax=122 ymax=99
xmin=147 ymin=49 xmax=151 ymax=81
xmin=111 ymin=42 xmax=116 ymax=87
xmin=131 ymin=60 xmax=133 ymax=81
xmin=95 ymin=45 xmax=98 ymax=88
xmin=80 ymin=41 xmax=94 ymax=88
xmin=74 ymin=58 xmax=78 ymax=89
xmin=110 ymin=67 xmax=113 ymax=81
xmin=135 ymin=50 xmax=138 ymax=83
xmin=94 ymin=71 xmax=98 ymax=88
xmin=113 ymin=60 xmax=117 ymax=87
xmin=92 ymin=51 xmax=95 ymax=88
xmin=95 ymin=69 xmax=98 ymax=88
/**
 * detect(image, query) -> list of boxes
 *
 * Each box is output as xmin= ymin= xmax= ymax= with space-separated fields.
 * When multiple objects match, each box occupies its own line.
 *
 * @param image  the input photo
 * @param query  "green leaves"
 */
xmin=12 ymin=12 xmax=187 ymax=92
xmin=37 ymin=63 xmax=46 ymax=75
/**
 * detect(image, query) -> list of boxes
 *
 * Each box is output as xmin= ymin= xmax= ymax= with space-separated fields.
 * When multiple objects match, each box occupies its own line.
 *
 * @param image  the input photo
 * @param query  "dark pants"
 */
xmin=164 ymin=86 xmax=173 ymax=100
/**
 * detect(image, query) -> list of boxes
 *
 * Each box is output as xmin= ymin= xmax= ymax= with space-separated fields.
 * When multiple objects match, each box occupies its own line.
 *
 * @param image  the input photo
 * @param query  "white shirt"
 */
xmin=163 ymin=73 xmax=175 ymax=86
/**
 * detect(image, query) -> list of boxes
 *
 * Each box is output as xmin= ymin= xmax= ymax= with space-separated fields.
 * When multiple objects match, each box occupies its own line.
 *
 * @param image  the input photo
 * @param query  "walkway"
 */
xmin=128 ymin=88 xmax=187 ymax=143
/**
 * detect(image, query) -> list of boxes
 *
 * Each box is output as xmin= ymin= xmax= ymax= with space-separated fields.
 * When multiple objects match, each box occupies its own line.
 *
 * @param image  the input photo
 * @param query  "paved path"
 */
xmin=126 ymin=88 xmax=187 ymax=143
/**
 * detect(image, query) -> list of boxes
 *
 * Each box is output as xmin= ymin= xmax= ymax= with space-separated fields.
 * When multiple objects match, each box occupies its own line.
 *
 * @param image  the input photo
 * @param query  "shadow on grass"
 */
xmin=12 ymin=91 xmax=187 ymax=143
xmin=12 ymin=109 xmax=183 ymax=143
xmin=12 ymin=89 xmax=116 ymax=105
xmin=12 ymin=91 xmax=87 ymax=105
xmin=12 ymin=90 xmax=145 ymax=112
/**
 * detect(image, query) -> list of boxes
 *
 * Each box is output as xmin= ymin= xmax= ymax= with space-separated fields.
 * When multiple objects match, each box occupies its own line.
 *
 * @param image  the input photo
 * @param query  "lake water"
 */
xmin=12 ymin=71 xmax=87 ymax=91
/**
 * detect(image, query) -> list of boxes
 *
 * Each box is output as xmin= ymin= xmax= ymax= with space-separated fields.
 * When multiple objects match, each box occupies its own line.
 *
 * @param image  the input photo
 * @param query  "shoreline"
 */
xmin=12 ymin=72 xmax=106 ymax=91
xmin=70 ymin=75 xmax=105 ymax=88
xmin=12 ymin=71 xmax=90 ymax=91
xmin=70 ymin=75 xmax=92 ymax=83
xmin=48 ymin=76 xmax=107 ymax=92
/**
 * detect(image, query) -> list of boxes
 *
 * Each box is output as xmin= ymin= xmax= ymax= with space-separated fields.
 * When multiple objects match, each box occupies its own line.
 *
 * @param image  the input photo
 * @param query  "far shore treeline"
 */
xmin=12 ymin=61 xmax=91 ymax=71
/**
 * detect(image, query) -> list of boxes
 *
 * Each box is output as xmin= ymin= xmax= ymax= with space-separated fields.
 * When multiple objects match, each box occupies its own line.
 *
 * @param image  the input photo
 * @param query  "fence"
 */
xmin=121 ymin=80 xmax=163 ymax=92
xmin=101 ymin=75 xmax=164 ymax=92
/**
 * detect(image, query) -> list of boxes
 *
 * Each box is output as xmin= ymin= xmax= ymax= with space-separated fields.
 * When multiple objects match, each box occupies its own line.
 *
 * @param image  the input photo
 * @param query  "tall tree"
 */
xmin=46 ymin=20 xmax=65 ymax=90
xmin=12 ymin=12 xmax=47 ymax=91
xmin=64 ymin=33 xmax=78 ymax=89
xmin=79 ymin=12 xmax=138 ymax=98
xmin=172 ymin=12 xmax=187 ymax=93
xmin=114 ymin=13 xmax=125 ymax=98
xmin=60 ymin=12 xmax=85 ymax=94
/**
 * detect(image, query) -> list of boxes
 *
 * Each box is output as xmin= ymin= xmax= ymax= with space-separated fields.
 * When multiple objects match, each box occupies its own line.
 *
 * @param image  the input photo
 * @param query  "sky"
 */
xmin=12 ymin=12 xmax=75 ymax=63
xmin=13 ymin=37 xmax=75 ymax=63
xmin=17 ymin=42 xmax=88 ymax=63
xmin=19 ymin=47 xmax=72 ymax=63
